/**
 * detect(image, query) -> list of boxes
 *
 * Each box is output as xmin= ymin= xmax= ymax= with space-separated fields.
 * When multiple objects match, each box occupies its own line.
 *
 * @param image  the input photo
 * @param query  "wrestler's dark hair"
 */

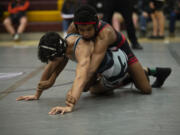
xmin=38 ymin=32 xmax=67 ymax=63
xmin=73 ymin=5 xmax=99 ymax=31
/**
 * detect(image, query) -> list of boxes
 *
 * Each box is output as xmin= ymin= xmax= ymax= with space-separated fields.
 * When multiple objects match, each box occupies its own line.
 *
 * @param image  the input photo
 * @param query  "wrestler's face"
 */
xmin=77 ymin=24 xmax=95 ymax=41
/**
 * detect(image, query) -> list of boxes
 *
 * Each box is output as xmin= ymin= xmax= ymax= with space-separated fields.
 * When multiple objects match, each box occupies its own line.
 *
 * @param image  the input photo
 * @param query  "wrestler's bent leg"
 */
xmin=128 ymin=62 xmax=152 ymax=94
xmin=89 ymin=80 xmax=114 ymax=95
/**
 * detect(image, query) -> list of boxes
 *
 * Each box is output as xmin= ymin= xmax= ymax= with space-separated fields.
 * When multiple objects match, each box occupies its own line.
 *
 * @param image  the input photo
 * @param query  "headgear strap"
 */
xmin=40 ymin=45 xmax=56 ymax=51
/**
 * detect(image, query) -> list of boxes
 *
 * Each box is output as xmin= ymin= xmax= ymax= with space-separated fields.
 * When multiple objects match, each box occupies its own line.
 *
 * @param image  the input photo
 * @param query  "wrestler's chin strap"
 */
xmin=65 ymin=92 xmax=77 ymax=108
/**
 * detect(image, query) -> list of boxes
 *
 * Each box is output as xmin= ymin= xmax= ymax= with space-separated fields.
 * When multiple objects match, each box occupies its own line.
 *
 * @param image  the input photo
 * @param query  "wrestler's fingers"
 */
xmin=53 ymin=108 xmax=61 ymax=115
xmin=51 ymin=110 xmax=57 ymax=115
xmin=16 ymin=96 xmax=24 ymax=101
xmin=53 ymin=107 xmax=64 ymax=115
xmin=48 ymin=108 xmax=55 ymax=115
xmin=54 ymin=109 xmax=61 ymax=115
xmin=24 ymin=97 xmax=33 ymax=101
xmin=16 ymin=96 xmax=28 ymax=101
xmin=24 ymin=97 xmax=29 ymax=101
xmin=49 ymin=107 xmax=58 ymax=115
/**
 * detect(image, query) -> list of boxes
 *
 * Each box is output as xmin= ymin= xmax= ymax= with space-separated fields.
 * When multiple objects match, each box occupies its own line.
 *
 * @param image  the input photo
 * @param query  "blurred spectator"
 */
xmin=87 ymin=0 xmax=104 ymax=19
xmin=0 ymin=5 xmax=4 ymax=18
xmin=168 ymin=0 xmax=180 ymax=37
xmin=79 ymin=0 xmax=88 ymax=5
xmin=102 ymin=0 xmax=143 ymax=49
xmin=3 ymin=0 xmax=30 ymax=41
xmin=138 ymin=0 xmax=151 ymax=37
xmin=112 ymin=5 xmax=139 ymax=33
xmin=61 ymin=0 xmax=79 ymax=37
xmin=149 ymin=0 xmax=165 ymax=39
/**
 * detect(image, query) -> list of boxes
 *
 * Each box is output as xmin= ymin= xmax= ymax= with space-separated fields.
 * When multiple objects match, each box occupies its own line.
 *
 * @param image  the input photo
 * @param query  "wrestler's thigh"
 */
xmin=128 ymin=62 xmax=152 ymax=94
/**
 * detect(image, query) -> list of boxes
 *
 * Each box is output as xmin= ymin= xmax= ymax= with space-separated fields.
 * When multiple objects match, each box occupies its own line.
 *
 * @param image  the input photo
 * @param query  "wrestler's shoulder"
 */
xmin=97 ymin=24 xmax=115 ymax=40
xmin=102 ymin=24 xmax=114 ymax=33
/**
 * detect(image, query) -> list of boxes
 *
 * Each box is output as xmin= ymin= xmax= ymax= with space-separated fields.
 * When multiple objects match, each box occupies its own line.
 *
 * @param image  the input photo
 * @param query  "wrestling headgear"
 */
xmin=38 ymin=32 xmax=67 ymax=63
xmin=74 ymin=5 xmax=99 ymax=31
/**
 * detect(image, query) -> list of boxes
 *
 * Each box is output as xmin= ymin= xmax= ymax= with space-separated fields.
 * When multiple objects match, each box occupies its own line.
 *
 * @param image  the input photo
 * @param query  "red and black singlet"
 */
xmin=96 ymin=20 xmax=138 ymax=65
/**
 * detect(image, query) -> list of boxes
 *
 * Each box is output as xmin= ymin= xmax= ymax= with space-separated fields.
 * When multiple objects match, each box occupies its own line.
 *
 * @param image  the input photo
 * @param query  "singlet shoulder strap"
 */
xmin=65 ymin=33 xmax=80 ymax=40
xmin=65 ymin=33 xmax=82 ymax=61
xmin=73 ymin=37 xmax=82 ymax=60
xmin=97 ymin=21 xmax=109 ymax=34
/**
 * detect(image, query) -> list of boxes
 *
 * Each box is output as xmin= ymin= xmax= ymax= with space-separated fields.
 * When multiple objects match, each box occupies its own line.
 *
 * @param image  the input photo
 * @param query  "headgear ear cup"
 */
xmin=38 ymin=32 xmax=67 ymax=63
xmin=56 ymin=36 xmax=67 ymax=57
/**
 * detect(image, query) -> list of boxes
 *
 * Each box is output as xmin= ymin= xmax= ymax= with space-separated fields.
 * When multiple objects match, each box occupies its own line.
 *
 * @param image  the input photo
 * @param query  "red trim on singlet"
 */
xmin=128 ymin=54 xmax=133 ymax=57
xmin=74 ymin=22 xmax=96 ymax=25
xmin=128 ymin=57 xmax=138 ymax=65
xmin=99 ymin=24 xmax=109 ymax=33
xmin=97 ymin=21 xmax=110 ymax=33
xmin=117 ymin=33 xmax=126 ymax=48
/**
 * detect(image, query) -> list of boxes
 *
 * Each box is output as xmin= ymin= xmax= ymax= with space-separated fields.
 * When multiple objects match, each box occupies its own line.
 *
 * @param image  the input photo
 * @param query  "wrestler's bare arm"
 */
xmin=87 ymin=25 xmax=116 ymax=80
xmin=16 ymin=57 xmax=68 ymax=101
xmin=38 ymin=57 xmax=68 ymax=90
xmin=67 ymin=22 xmax=78 ymax=34
xmin=70 ymin=41 xmax=93 ymax=99
xmin=49 ymin=40 xmax=94 ymax=115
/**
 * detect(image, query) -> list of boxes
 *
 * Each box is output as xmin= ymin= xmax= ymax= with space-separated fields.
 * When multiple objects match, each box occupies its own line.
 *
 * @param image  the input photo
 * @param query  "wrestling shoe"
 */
xmin=152 ymin=67 xmax=172 ymax=88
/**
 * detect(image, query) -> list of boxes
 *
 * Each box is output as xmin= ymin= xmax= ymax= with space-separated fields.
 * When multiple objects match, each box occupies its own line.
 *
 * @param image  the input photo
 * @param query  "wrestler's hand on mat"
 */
xmin=16 ymin=95 xmax=38 ymax=101
xmin=48 ymin=106 xmax=73 ymax=115
xmin=38 ymin=80 xmax=52 ymax=90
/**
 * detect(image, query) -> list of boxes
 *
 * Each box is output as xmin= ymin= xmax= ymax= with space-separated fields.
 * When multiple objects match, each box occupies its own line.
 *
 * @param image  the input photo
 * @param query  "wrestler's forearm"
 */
xmin=33 ymin=69 xmax=51 ymax=99
xmin=65 ymin=61 xmax=90 ymax=109
xmin=36 ymin=58 xmax=68 ymax=98
xmin=66 ymin=75 xmax=87 ymax=108
xmin=87 ymin=63 xmax=98 ymax=81
xmin=34 ymin=72 xmax=56 ymax=99
xmin=65 ymin=80 xmax=85 ymax=110
xmin=44 ymin=59 xmax=68 ymax=89
xmin=87 ymin=53 xmax=105 ymax=82
xmin=33 ymin=61 xmax=59 ymax=98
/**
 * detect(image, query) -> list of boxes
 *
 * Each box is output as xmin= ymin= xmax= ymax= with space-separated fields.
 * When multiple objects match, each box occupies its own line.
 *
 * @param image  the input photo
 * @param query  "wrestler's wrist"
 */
xmin=65 ymin=100 xmax=75 ymax=108
xmin=34 ymin=93 xmax=40 ymax=99
xmin=65 ymin=94 xmax=76 ymax=109
xmin=35 ymin=88 xmax=43 ymax=99
xmin=37 ymin=86 xmax=44 ymax=92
